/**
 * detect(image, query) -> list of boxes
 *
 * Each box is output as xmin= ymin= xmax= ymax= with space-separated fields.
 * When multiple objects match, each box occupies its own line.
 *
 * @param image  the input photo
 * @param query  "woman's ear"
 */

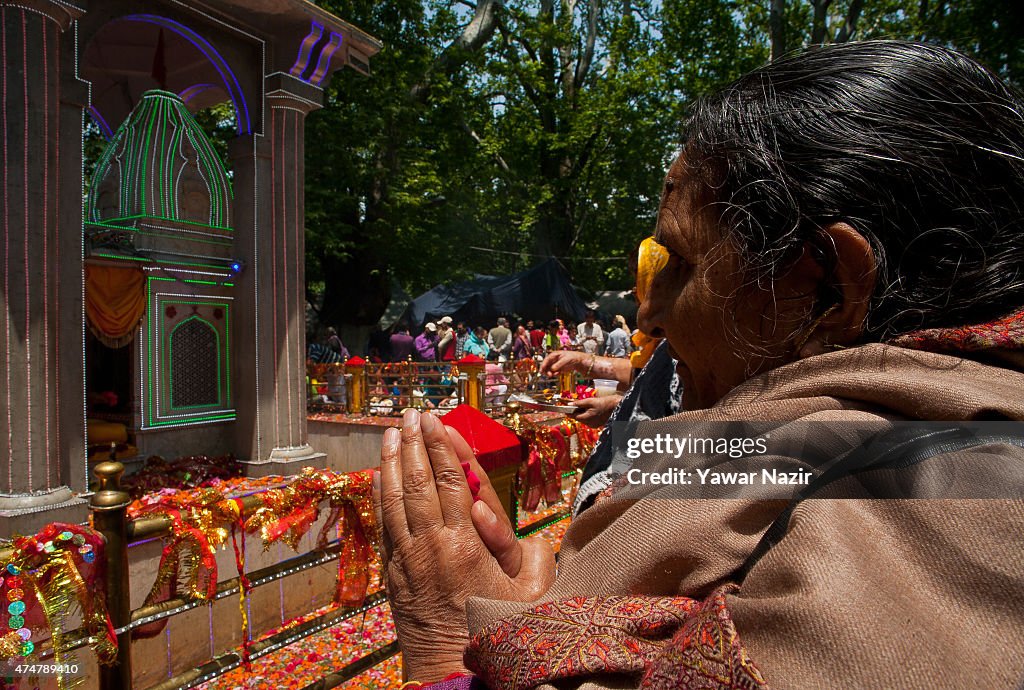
xmin=799 ymin=222 xmax=877 ymax=356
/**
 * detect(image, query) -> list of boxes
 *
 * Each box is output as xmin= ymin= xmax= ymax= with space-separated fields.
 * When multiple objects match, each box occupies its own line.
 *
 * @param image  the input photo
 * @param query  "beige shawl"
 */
xmin=465 ymin=344 xmax=1024 ymax=689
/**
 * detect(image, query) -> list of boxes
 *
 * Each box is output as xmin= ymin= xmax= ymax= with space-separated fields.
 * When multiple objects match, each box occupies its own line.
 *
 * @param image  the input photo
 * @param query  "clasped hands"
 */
xmin=373 ymin=409 xmax=556 ymax=681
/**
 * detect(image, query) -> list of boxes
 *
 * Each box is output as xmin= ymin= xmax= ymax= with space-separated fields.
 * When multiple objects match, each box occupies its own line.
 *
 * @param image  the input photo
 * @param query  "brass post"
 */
xmin=403 ymin=357 xmax=414 ymax=408
xmin=344 ymin=359 xmax=366 ymax=415
xmin=90 ymin=462 xmax=132 ymax=690
xmin=460 ymin=360 xmax=485 ymax=410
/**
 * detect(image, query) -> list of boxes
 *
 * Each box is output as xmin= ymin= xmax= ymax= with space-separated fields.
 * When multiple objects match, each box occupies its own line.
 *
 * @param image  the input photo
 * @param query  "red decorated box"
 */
xmin=440 ymin=404 xmax=524 ymax=472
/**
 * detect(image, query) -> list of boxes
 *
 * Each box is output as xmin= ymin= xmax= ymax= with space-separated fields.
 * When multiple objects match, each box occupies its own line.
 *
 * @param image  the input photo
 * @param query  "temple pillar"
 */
xmin=232 ymin=73 xmax=325 ymax=470
xmin=230 ymin=133 xmax=273 ymax=464
xmin=0 ymin=0 xmax=88 ymax=530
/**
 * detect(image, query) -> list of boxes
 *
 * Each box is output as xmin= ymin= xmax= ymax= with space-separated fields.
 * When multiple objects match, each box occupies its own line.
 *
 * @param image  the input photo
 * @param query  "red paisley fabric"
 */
xmin=464 ymin=587 xmax=768 ymax=690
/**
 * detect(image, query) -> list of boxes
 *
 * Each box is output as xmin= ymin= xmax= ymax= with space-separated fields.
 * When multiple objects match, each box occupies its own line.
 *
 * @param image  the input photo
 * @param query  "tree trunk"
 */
xmin=834 ymin=0 xmax=865 ymax=43
xmin=770 ymin=0 xmax=788 ymax=61
xmin=811 ymin=0 xmax=832 ymax=45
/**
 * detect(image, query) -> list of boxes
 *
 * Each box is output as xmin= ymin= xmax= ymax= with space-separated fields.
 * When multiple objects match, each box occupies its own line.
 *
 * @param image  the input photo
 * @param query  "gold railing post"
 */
xmin=344 ymin=357 xmax=367 ymax=414
xmin=460 ymin=359 xmax=485 ymax=410
xmin=404 ymin=357 xmax=415 ymax=408
xmin=90 ymin=462 xmax=132 ymax=690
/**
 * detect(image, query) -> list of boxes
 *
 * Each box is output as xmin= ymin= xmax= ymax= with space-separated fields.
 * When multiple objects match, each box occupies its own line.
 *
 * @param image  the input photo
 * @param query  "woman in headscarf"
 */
xmin=463 ymin=326 xmax=490 ymax=359
xmin=512 ymin=325 xmax=532 ymax=360
xmin=557 ymin=319 xmax=574 ymax=349
xmin=374 ymin=41 xmax=1024 ymax=689
xmin=542 ymin=320 xmax=561 ymax=354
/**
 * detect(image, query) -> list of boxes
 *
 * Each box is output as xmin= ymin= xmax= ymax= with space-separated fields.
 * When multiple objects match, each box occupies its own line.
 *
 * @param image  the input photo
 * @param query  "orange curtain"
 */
xmin=85 ymin=264 xmax=146 ymax=348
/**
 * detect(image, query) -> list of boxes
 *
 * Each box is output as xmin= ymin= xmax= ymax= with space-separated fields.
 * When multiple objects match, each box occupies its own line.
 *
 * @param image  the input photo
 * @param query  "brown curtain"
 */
xmin=85 ymin=264 xmax=146 ymax=348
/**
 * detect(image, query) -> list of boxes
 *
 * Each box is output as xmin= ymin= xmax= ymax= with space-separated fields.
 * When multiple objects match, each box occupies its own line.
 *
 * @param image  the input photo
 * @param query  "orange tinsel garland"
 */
xmin=246 ymin=469 xmax=378 ymax=607
xmin=126 ymin=470 xmax=379 ymax=646
xmin=514 ymin=415 xmax=601 ymax=513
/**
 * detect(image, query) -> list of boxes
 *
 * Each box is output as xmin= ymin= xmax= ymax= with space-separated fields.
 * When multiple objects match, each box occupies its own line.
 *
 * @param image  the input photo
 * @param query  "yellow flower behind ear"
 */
xmin=635 ymin=236 xmax=669 ymax=304
xmin=630 ymin=236 xmax=669 ymax=368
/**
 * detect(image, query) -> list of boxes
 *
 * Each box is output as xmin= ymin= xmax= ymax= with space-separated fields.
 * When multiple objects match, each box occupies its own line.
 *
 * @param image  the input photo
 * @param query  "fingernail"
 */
xmin=403 ymin=408 xmax=420 ymax=428
xmin=383 ymin=427 xmax=400 ymax=452
xmin=420 ymin=411 xmax=436 ymax=434
xmin=372 ymin=469 xmax=381 ymax=493
xmin=474 ymin=500 xmax=497 ymax=525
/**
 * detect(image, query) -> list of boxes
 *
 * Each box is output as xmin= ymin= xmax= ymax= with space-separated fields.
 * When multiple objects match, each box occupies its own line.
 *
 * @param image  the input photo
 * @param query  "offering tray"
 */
xmin=507 ymin=393 xmax=578 ymax=414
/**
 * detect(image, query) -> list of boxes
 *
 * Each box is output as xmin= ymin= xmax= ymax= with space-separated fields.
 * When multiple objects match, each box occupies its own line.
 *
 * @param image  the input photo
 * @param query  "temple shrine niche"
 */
xmin=86 ymin=89 xmax=237 ymax=437
xmin=0 ymin=0 xmax=381 ymax=532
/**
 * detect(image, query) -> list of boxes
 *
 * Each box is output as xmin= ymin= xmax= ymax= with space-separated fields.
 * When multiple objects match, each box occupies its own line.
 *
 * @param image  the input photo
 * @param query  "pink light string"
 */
xmin=4 ymin=7 xmax=13 ymax=493
xmin=23 ymin=9 xmax=34 ymax=490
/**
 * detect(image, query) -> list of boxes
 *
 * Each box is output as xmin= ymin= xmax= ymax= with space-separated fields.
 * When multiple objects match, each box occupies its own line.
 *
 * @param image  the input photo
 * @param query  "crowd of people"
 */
xmin=311 ymin=310 xmax=637 ymax=366
xmin=310 ymin=312 xmax=639 ymax=410
xmin=379 ymin=311 xmax=635 ymax=364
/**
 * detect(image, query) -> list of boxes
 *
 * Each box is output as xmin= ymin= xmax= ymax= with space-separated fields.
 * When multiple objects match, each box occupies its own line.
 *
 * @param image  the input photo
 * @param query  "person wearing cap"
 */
xmin=414 ymin=322 xmax=439 ymax=361
xmin=437 ymin=317 xmax=457 ymax=362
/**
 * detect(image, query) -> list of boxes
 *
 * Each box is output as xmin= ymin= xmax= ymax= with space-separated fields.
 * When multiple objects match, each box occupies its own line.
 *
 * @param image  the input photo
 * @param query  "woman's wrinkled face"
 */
xmin=638 ymin=156 xmax=817 ymax=410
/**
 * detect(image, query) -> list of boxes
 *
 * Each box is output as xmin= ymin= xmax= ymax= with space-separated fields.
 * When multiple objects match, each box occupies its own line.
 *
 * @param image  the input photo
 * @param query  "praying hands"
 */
xmin=372 ymin=409 xmax=555 ymax=682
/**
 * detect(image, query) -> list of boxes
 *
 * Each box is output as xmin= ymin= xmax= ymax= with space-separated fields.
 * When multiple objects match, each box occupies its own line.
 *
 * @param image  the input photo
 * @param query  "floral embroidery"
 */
xmin=642 ymin=587 xmax=768 ymax=689
xmin=465 ymin=587 xmax=768 ymax=690
xmin=890 ymin=307 xmax=1024 ymax=352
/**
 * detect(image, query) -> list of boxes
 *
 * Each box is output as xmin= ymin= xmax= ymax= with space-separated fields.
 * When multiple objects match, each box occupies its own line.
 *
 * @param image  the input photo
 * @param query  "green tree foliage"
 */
xmin=305 ymin=0 xmax=1024 ymax=330
xmin=307 ymin=0 xmax=498 ymax=329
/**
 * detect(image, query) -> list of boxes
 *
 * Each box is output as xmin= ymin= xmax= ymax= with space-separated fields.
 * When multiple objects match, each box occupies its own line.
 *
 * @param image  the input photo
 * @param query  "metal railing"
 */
xmin=5 ymin=463 xmax=392 ymax=690
xmin=308 ymin=358 xmax=571 ymax=417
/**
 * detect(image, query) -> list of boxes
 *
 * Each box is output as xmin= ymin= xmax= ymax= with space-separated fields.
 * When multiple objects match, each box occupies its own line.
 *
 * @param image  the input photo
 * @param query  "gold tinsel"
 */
xmin=1 ymin=524 xmax=117 ymax=690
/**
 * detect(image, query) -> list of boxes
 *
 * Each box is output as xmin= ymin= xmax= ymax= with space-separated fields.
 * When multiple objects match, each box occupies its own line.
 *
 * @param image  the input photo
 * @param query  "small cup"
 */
xmin=592 ymin=378 xmax=619 ymax=397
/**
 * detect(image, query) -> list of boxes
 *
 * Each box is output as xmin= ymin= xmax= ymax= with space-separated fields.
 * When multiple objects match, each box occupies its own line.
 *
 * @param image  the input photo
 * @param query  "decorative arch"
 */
xmin=118 ymin=14 xmax=252 ymax=135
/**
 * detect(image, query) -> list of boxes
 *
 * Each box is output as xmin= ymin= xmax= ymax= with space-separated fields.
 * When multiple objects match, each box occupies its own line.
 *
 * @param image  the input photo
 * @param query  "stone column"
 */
xmin=0 ymin=0 xmax=88 ymax=530
xmin=230 ymin=133 xmax=273 ymax=464
xmin=232 ymin=73 xmax=325 ymax=470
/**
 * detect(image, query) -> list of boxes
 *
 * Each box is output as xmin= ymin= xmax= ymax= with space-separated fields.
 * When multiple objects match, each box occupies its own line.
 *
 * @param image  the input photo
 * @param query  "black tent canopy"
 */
xmin=398 ymin=259 xmax=588 ymax=329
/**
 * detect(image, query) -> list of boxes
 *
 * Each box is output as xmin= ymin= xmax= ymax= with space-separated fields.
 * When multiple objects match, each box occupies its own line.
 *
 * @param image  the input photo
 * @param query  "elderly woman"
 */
xmin=374 ymin=41 xmax=1024 ymax=689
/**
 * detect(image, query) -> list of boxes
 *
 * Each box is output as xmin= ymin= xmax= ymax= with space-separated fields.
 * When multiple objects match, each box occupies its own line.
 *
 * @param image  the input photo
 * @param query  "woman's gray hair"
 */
xmin=685 ymin=40 xmax=1024 ymax=340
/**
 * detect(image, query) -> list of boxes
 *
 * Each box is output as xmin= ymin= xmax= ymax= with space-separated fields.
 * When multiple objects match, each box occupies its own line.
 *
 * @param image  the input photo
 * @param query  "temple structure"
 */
xmin=0 ymin=0 xmax=380 ymax=532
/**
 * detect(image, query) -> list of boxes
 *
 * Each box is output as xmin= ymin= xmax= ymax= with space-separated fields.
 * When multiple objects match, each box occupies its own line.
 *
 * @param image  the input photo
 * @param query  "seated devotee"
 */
xmin=374 ymin=41 xmax=1024 ymax=689
xmin=325 ymin=326 xmax=349 ymax=360
xmin=483 ymin=352 xmax=510 ymax=407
